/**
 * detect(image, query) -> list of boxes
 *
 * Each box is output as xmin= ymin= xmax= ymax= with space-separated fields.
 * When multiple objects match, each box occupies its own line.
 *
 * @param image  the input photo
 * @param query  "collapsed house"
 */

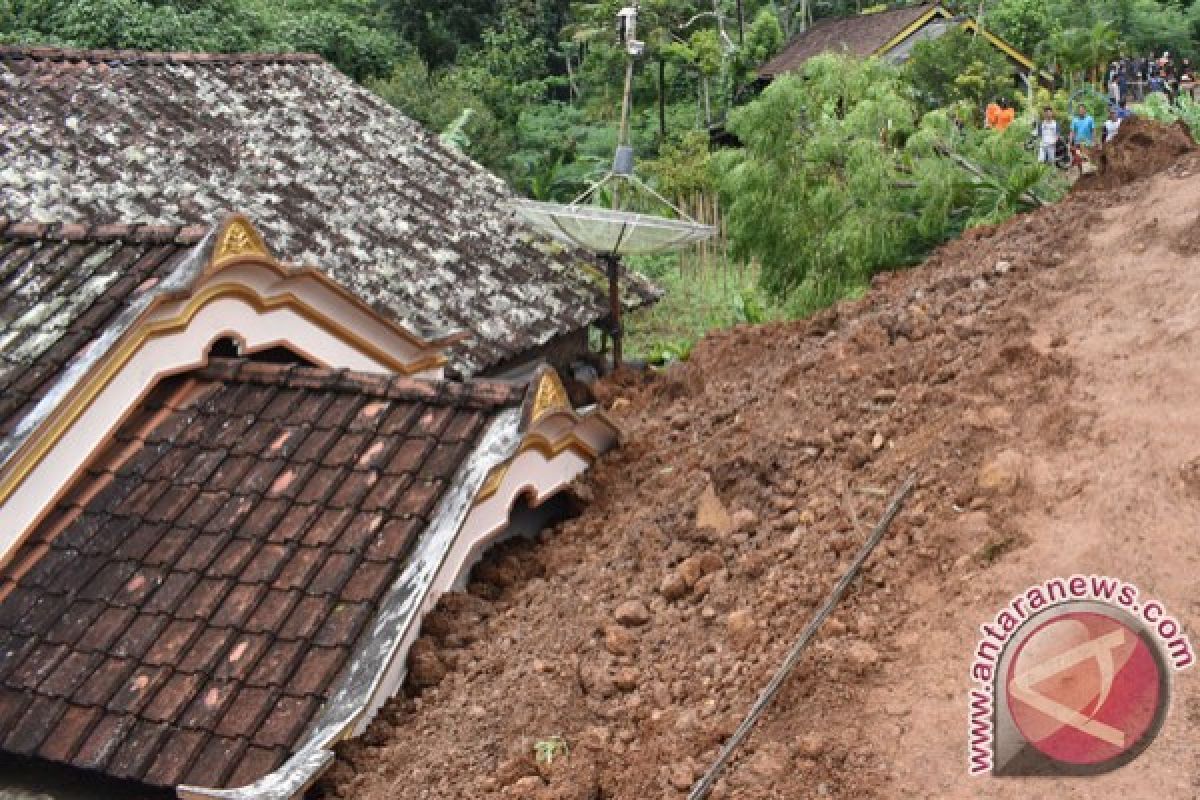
xmin=0 ymin=43 xmax=630 ymax=800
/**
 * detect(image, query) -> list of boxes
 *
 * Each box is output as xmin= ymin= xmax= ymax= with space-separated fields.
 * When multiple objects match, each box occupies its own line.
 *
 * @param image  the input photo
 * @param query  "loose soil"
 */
xmin=1076 ymin=115 xmax=1195 ymax=191
xmin=319 ymin=149 xmax=1200 ymax=799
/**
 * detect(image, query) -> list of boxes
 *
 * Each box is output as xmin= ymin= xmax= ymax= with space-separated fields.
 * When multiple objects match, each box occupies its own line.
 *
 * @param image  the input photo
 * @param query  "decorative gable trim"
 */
xmin=874 ymin=5 xmax=1037 ymax=73
xmin=0 ymin=215 xmax=459 ymax=569
xmin=873 ymin=4 xmax=951 ymax=57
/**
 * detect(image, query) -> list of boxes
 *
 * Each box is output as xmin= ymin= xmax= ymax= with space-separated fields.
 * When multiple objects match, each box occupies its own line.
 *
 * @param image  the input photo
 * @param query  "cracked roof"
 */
xmin=0 ymin=47 xmax=660 ymax=376
xmin=0 ymin=359 xmax=524 ymax=789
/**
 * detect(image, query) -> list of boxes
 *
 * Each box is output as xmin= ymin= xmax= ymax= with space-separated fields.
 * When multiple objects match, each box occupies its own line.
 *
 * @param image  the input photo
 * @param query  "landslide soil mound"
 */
xmin=318 ymin=158 xmax=1199 ymax=800
xmin=1076 ymin=116 xmax=1195 ymax=190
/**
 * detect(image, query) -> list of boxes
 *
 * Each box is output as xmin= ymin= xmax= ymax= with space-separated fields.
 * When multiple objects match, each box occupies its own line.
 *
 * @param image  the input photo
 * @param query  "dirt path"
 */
xmin=874 ymin=163 xmax=1200 ymax=798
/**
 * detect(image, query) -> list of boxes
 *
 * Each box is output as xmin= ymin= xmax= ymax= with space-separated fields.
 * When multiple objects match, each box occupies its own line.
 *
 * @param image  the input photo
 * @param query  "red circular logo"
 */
xmin=1005 ymin=611 xmax=1164 ymax=766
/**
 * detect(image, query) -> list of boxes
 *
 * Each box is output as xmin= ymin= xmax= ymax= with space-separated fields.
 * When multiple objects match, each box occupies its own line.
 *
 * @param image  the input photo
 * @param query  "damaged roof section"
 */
xmin=0 ymin=47 xmax=661 ymax=376
xmin=0 ymin=359 xmax=524 ymax=790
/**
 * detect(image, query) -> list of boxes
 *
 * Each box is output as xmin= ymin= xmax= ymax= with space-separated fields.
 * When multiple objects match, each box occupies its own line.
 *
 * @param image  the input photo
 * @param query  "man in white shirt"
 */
xmin=1039 ymin=107 xmax=1059 ymax=164
xmin=1104 ymin=109 xmax=1122 ymax=144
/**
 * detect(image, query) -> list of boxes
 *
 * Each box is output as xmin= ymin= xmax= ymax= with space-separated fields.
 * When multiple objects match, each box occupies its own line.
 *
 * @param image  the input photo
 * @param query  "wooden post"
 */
xmin=604 ymin=253 xmax=623 ymax=371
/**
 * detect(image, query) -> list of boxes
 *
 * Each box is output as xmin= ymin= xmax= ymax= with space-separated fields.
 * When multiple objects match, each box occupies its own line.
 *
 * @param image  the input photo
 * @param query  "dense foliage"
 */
xmin=0 ymin=0 xmax=400 ymax=80
xmin=718 ymin=54 xmax=1065 ymax=305
xmin=983 ymin=0 xmax=1200 ymax=66
xmin=906 ymin=28 xmax=1016 ymax=116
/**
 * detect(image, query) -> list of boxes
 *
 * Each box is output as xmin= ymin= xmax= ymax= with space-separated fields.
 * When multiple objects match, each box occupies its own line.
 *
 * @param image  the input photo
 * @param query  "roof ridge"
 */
xmin=201 ymin=359 xmax=527 ymax=410
xmin=0 ymin=45 xmax=325 ymax=66
xmin=0 ymin=218 xmax=210 ymax=245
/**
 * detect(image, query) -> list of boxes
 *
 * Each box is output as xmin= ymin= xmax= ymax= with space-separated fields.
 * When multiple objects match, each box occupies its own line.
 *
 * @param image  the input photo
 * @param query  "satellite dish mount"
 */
xmin=507 ymin=1 xmax=716 ymax=371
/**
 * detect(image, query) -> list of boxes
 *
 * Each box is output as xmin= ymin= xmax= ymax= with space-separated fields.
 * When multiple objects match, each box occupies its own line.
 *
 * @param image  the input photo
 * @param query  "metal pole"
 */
xmin=605 ymin=254 xmax=623 ymax=371
xmin=618 ymin=56 xmax=636 ymax=149
xmin=687 ymin=474 xmax=918 ymax=800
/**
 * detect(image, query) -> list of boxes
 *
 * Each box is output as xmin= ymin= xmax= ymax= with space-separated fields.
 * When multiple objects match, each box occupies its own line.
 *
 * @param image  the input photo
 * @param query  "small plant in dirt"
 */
xmin=977 ymin=532 xmax=1026 ymax=565
xmin=533 ymin=735 xmax=569 ymax=765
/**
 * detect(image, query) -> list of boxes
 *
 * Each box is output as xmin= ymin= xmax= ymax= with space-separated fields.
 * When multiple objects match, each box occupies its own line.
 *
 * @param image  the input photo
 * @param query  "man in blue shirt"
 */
xmin=1070 ymin=104 xmax=1096 ymax=148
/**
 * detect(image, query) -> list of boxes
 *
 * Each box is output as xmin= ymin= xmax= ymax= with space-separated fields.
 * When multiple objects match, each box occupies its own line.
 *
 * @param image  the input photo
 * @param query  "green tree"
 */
xmin=717 ymin=54 xmax=1061 ymax=304
xmin=1036 ymin=20 xmax=1120 ymax=88
xmin=983 ymin=0 xmax=1058 ymax=57
xmin=906 ymin=27 xmax=1017 ymax=116
xmin=0 ymin=0 xmax=401 ymax=80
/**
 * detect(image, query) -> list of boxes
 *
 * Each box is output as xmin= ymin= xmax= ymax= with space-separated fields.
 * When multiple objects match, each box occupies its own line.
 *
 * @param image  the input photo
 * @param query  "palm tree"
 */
xmin=1080 ymin=20 xmax=1121 ymax=85
xmin=1035 ymin=21 xmax=1120 ymax=93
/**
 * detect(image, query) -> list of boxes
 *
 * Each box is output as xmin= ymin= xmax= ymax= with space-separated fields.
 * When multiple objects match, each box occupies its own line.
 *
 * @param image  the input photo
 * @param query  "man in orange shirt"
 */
xmin=986 ymin=101 xmax=1015 ymax=132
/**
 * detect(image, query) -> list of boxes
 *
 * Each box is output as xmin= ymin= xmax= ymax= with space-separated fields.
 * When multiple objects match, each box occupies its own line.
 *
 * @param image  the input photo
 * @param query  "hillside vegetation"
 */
xmin=5 ymin=0 xmax=1200 ymax=353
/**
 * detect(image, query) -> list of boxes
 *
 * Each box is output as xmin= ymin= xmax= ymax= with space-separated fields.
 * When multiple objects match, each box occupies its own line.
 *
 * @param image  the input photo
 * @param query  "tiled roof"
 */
xmin=0 ymin=359 xmax=523 ymax=789
xmin=0 ymin=219 xmax=209 ymax=459
xmin=0 ymin=46 xmax=661 ymax=376
xmin=759 ymin=3 xmax=936 ymax=77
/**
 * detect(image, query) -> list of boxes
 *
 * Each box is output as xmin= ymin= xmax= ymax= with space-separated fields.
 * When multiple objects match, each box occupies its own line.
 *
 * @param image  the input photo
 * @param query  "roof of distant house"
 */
xmin=0 ymin=46 xmax=660 ymax=376
xmin=760 ymin=3 xmax=937 ymax=78
xmin=759 ymin=3 xmax=1035 ymax=79
xmin=0 ymin=358 xmax=524 ymax=790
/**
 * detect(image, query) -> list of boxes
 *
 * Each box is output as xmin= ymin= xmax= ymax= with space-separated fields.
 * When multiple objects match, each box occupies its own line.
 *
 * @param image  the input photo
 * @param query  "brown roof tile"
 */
xmin=0 ymin=36 xmax=664 ymax=383
xmin=106 ymin=719 xmax=171 ymax=780
xmin=226 ymin=745 xmax=287 ymax=789
xmin=0 ymin=359 xmax=523 ymax=789
xmin=73 ymin=713 xmax=137 ymax=770
xmin=0 ymin=226 xmax=203 ymax=468
xmin=0 ymin=687 xmax=31 ymax=731
xmin=143 ymin=672 xmax=205 ymax=724
xmin=242 ymin=590 xmax=299 ymax=635
xmin=143 ymin=620 xmax=203 ymax=668
xmin=760 ymin=3 xmax=937 ymax=77
xmin=183 ymin=735 xmax=245 ymax=788
xmin=213 ymin=685 xmax=278 ymax=738
xmin=143 ymin=727 xmax=207 ymax=786
xmin=38 ymin=704 xmax=103 ymax=763
xmin=246 ymin=640 xmax=305 ymax=689
xmin=288 ymin=647 xmax=347 ymax=697
xmin=4 ymin=695 xmax=66 ymax=755
xmin=177 ymin=629 xmax=236 ymax=675
xmin=255 ymin=696 xmax=318 ymax=749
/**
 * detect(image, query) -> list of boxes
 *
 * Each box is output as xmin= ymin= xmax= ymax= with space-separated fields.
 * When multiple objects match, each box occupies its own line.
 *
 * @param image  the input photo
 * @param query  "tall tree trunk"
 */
xmin=658 ymin=57 xmax=668 ymax=141
xmin=565 ymin=51 xmax=579 ymax=105
xmin=703 ymin=76 xmax=712 ymax=126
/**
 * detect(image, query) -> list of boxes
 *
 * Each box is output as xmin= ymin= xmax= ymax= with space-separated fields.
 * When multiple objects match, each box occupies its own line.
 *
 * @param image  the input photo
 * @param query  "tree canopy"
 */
xmin=719 ymin=54 xmax=1063 ymax=304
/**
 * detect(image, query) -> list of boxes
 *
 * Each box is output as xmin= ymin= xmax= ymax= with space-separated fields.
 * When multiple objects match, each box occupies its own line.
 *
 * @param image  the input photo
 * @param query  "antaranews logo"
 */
xmin=967 ymin=575 xmax=1194 ymax=777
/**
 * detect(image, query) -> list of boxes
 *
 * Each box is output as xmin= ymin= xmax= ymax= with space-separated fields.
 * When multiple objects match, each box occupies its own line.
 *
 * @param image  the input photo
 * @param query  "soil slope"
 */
xmin=320 ymin=152 xmax=1200 ymax=799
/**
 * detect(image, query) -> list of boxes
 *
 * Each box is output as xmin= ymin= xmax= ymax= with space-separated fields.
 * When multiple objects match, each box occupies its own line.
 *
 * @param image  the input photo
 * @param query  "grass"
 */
xmin=623 ymin=251 xmax=868 ymax=363
xmin=533 ymin=735 xmax=569 ymax=765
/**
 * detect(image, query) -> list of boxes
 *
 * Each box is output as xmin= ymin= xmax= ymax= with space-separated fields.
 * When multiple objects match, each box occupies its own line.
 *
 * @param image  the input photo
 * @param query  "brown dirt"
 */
xmin=318 ymin=157 xmax=1200 ymax=799
xmin=1075 ymin=116 xmax=1196 ymax=191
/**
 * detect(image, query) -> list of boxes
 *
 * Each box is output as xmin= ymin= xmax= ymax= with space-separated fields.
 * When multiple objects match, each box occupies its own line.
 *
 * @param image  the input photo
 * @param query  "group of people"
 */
xmin=1036 ymin=102 xmax=1130 ymax=168
xmin=1107 ymin=53 xmax=1196 ymax=104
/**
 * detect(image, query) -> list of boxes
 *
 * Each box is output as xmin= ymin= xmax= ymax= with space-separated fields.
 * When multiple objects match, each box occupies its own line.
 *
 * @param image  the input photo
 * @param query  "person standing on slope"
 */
xmin=1038 ymin=107 xmax=1060 ymax=165
xmin=1104 ymin=108 xmax=1122 ymax=144
xmin=1070 ymin=104 xmax=1095 ymax=148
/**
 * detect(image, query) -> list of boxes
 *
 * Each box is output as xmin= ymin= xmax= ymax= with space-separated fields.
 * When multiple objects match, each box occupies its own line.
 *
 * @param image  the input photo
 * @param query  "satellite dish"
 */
xmin=506 ymin=174 xmax=714 ymax=371
xmin=510 ymin=196 xmax=715 ymax=257
xmin=505 ymin=3 xmax=716 ymax=370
